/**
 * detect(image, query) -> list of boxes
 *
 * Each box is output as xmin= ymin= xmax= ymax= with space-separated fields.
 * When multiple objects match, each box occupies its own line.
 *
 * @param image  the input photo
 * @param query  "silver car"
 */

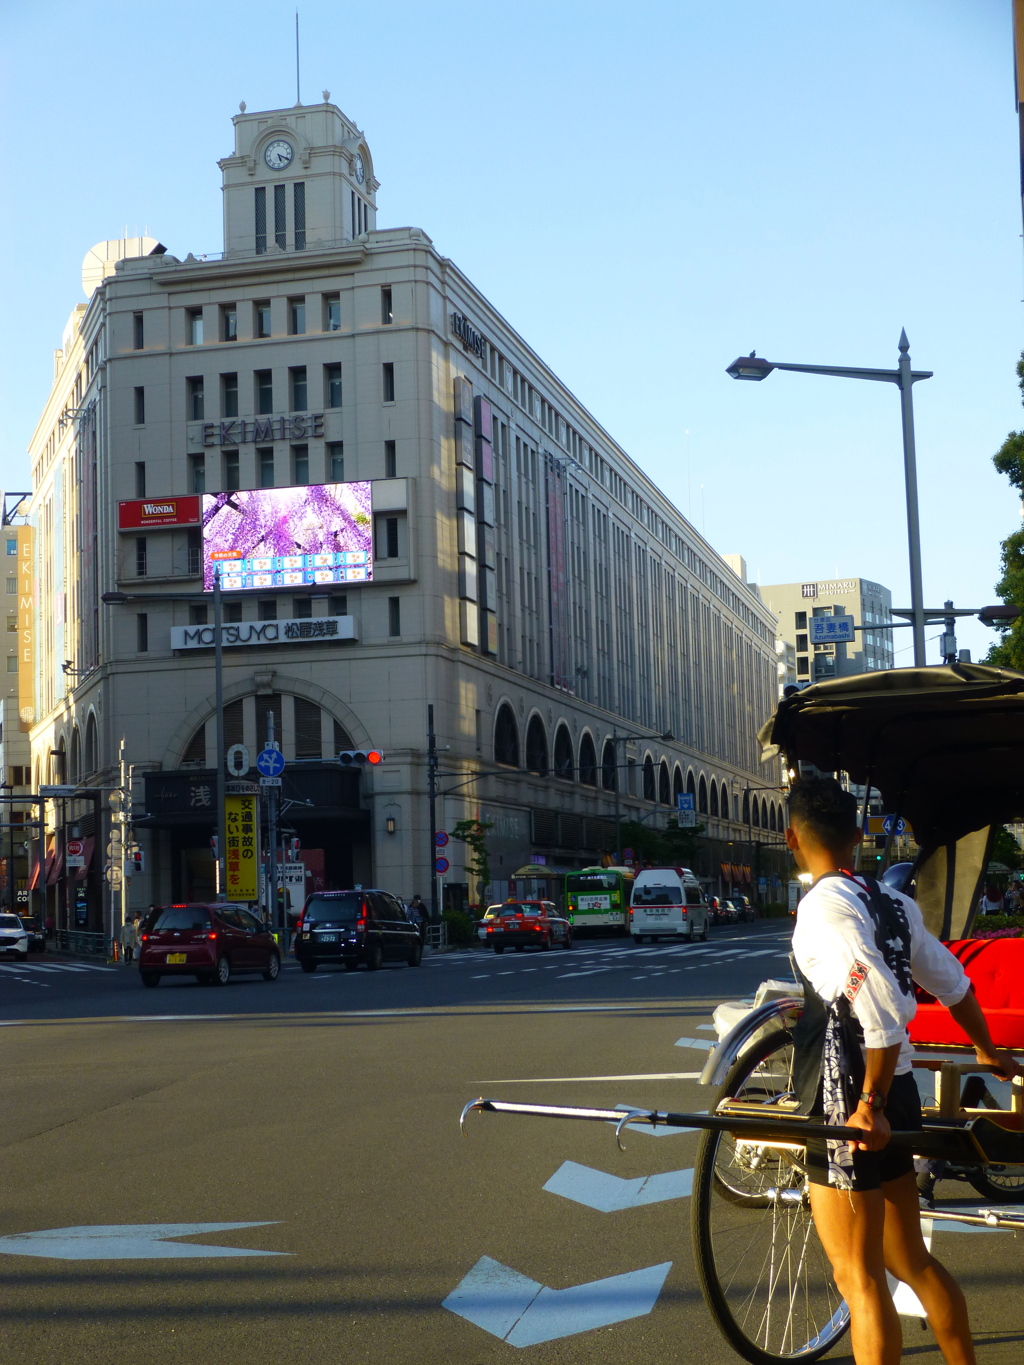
xmin=0 ymin=914 xmax=30 ymax=961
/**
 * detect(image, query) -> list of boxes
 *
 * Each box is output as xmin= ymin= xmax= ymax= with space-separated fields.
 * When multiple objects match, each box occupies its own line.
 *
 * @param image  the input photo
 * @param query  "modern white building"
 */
xmin=23 ymin=98 xmax=786 ymax=935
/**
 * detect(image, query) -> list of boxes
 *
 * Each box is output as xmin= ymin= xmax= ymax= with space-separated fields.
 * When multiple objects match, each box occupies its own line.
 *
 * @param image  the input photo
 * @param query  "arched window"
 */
xmin=601 ymin=740 xmax=617 ymax=791
xmin=673 ymin=766 xmax=684 ymax=804
xmin=710 ymin=779 xmax=719 ymax=817
xmin=761 ymin=797 xmax=769 ymax=829
xmin=183 ymin=724 xmax=206 ymax=766
xmin=752 ymin=796 xmax=761 ymax=828
xmin=56 ymin=737 xmax=67 ymax=784
xmin=698 ymin=774 xmax=708 ymax=814
xmin=659 ymin=760 xmax=670 ymax=805
xmin=721 ymin=788 xmax=731 ymax=821
xmin=553 ymin=724 xmax=574 ymax=781
xmin=687 ymin=770 xmax=696 ymax=798
xmin=768 ymin=803 xmax=777 ymax=832
xmin=85 ymin=714 xmax=97 ymax=774
xmin=494 ymin=704 xmax=519 ymax=767
xmin=578 ymin=732 xmax=597 ymax=786
xmin=742 ymin=789 xmax=750 ymax=824
xmin=525 ymin=715 xmax=548 ymax=776
xmin=333 ymin=717 xmax=354 ymax=752
xmin=643 ymin=755 xmax=656 ymax=802
xmin=70 ymin=729 xmax=81 ymax=783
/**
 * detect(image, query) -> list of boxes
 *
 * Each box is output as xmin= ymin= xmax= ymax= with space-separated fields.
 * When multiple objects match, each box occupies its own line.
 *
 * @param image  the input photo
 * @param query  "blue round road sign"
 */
xmin=434 ymin=856 xmax=450 ymax=874
xmin=434 ymin=831 xmax=449 ymax=848
xmin=256 ymin=747 xmax=286 ymax=777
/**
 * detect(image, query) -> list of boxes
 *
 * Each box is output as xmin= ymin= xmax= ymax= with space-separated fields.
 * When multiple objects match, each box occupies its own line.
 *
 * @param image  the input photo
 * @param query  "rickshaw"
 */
xmin=460 ymin=665 xmax=1024 ymax=1364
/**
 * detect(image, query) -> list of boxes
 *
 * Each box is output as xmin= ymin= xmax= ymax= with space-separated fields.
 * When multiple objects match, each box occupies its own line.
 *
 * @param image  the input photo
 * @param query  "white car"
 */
xmin=0 ymin=914 xmax=29 ymax=960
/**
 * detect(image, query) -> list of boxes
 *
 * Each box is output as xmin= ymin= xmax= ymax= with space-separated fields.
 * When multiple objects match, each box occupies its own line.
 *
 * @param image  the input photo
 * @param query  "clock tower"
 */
xmin=219 ymin=98 xmax=378 ymax=256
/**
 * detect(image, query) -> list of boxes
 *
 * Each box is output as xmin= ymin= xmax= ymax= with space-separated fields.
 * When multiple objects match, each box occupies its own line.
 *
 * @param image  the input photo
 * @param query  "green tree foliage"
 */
xmin=992 ymin=824 xmax=1023 ymax=872
xmin=450 ymin=818 xmax=494 ymax=903
xmin=986 ymin=353 xmax=1024 ymax=668
xmin=616 ymin=817 xmax=706 ymax=868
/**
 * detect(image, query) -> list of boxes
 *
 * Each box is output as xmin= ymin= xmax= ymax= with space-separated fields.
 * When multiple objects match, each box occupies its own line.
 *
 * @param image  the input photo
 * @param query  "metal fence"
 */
xmin=424 ymin=922 xmax=448 ymax=951
xmin=54 ymin=929 xmax=107 ymax=958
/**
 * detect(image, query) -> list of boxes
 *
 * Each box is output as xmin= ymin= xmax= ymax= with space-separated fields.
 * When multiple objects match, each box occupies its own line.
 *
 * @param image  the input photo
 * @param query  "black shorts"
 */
xmin=805 ymin=1070 xmax=922 ymax=1191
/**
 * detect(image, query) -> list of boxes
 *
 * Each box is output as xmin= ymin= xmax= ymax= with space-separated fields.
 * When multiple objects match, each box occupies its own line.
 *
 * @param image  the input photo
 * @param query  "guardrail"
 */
xmin=425 ymin=922 xmax=448 ymax=951
xmin=54 ymin=929 xmax=107 ymax=958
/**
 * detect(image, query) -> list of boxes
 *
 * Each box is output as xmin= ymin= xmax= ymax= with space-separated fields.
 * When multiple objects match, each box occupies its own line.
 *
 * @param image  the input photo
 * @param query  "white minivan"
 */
xmin=630 ymin=867 xmax=709 ymax=943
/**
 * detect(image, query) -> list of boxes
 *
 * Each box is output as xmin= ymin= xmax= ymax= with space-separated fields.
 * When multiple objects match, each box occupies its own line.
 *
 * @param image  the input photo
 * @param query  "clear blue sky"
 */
xmin=1 ymin=0 xmax=1019 ymax=659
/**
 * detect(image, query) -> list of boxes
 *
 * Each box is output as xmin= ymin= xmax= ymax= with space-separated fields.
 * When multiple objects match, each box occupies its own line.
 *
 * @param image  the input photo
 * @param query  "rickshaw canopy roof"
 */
xmin=760 ymin=663 xmax=1024 ymax=846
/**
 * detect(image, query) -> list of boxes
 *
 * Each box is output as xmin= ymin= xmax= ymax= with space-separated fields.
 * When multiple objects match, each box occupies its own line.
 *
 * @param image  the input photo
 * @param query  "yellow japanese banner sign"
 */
xmin=224 ymin=794 xmax=258 ymax=901
xmin=17 ymin=525 xmax=34 ymax=725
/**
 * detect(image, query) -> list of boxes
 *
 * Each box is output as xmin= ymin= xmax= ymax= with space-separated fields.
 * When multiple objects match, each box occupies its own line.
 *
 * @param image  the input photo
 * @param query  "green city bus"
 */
xmin=564 ymin=866 xmax=635 ymax=934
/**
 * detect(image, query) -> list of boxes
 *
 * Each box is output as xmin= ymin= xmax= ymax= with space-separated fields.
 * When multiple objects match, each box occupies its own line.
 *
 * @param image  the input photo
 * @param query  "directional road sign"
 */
xmin=809 ymin=615 xmax=855 ymax=645
xmin=434 ymin=856 xmax=450 ymax=875
xmin=676 ymin=793 xmax=695 ymax=812
xmin=256 ymin=747 xmax=286 ymax=778
xmin=434 ymin=831 xmax=449 ymax=848
xmin=882 ymin=814 xmax=908 ymax=836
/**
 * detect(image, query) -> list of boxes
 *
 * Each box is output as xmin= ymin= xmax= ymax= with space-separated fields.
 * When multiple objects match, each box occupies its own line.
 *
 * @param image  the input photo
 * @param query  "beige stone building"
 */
xmin=23 ymin=98 xmax=785 ymax=935
xmin=759 ymin=577 xmax=894 ymax=688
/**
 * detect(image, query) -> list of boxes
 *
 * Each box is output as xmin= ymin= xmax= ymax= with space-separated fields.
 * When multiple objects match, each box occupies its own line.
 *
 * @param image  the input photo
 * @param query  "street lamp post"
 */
xmin=608 ymin=728 xmax=675 ymax=863
xmin=727 ymin=332 xmax=932 ymax=666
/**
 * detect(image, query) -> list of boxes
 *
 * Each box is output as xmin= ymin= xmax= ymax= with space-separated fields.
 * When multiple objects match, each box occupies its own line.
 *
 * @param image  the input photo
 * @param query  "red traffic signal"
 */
xmin=338 ymin=749 xmax=385 ymax=766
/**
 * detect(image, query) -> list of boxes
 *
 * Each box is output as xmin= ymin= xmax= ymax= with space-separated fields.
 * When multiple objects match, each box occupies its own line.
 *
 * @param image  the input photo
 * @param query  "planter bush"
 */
xmin=442 ymin=909 xmax=475 ymax=946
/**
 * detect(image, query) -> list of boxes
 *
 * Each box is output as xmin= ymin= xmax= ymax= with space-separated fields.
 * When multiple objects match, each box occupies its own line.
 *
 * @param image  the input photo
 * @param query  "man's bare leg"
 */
xmin=881 ymin=1170 xmax=976 ymax=1365
xmin=808 ymin=1182 xmax=901 ymax=1365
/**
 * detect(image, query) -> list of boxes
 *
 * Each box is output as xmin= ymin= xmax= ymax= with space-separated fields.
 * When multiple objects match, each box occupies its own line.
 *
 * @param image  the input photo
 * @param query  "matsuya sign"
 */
xmin=170 ymin=615 xmax=355 ymax=651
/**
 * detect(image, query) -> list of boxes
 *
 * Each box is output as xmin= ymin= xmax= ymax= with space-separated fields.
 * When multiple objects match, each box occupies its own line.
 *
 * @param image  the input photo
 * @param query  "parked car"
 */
xmin=138 ymin=903 xmax=280 ymax=987
xmin=16 ymin=913 xmax=45 ymax=952
xmin=0 ymin=913 xmax=29 ymax=960
xmin=630 ymin=867 xmax=709 ymax=943
xmin=486 ymin=900 xmax=573 ymax=953
xmin=294 ymin=889 xmax=422 ymax=972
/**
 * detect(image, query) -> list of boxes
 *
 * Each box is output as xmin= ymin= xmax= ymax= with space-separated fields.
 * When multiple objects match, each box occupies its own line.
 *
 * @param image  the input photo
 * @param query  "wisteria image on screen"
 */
xmin=201 ymin=482 xmax=373 ymax=591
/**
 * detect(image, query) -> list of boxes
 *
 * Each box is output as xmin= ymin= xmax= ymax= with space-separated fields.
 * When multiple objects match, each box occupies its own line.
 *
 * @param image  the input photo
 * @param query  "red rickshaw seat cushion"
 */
xmin=909 ymin=938 xmax=1024 ymax=1050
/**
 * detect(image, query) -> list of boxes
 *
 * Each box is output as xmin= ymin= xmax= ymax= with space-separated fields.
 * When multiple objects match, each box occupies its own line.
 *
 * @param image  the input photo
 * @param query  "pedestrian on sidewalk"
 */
xmin=119 ymin=916 xmax=136 ymax=964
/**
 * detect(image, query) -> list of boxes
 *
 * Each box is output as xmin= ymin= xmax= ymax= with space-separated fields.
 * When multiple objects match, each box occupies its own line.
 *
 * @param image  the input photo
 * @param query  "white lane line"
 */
xmin=555 ymin=967 xmax=612 ymax=979
xmin=697 ymin=1024 xmax=717 ymax=1031
xmin=474 ymin=1071 xmax=704 ymax=1084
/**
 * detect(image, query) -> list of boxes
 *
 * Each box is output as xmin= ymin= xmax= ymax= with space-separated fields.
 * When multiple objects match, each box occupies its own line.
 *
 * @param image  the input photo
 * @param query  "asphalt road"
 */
xmin=1 ymin=921 xmax=1021 ymax=1365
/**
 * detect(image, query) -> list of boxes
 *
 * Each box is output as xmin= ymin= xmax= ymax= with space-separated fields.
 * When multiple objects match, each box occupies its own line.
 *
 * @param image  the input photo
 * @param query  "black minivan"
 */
xmin=294 ymin=889 xmax=422 ymax=972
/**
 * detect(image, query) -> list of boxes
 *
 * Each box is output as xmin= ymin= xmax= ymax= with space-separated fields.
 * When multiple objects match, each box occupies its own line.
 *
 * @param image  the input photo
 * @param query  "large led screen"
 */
xmin=202 ymin=482 xmax=373 ymax=592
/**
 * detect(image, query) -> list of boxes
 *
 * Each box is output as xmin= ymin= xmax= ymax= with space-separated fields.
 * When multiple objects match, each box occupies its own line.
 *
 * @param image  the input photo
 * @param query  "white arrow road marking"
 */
xmin=443 ymin=1255 xmax=672 ymax=1346
xmin=674 ymin=1036 xmax=715 ymax=1051
xmin=543 ymin=1160 xmax=693 ymax=1211
xmin=0 ymin=1223 xmax=290 ymax=1260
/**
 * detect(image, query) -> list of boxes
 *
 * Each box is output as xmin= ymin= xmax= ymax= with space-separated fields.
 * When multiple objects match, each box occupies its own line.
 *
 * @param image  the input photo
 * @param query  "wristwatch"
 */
xmin=859 ymin=1089 xmax=887 ymax=1111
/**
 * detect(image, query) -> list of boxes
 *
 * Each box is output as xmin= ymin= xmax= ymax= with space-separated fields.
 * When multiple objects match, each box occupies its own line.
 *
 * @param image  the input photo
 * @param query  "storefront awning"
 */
xmin=46 ymin=844 xmax=64 ymax=886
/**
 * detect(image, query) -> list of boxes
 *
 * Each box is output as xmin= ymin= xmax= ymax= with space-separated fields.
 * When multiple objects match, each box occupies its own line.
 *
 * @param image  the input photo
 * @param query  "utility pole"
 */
xmin=267 ymin=707 xmax=280 ymax=939
xmin=427 ymin=704 xmax=439 ymax=924
xmin=213 ymin=568 xmax=227 ymax=899
xmin=897 ymin=331 xmax=927 ymax=667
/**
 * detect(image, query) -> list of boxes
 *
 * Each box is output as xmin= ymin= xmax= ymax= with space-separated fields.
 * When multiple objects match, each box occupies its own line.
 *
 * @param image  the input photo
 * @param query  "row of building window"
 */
xmin=490 ymin=703 xmax=783 ymax=828
xmin=133 ymin=287 xmax=394 ymax=352
xmin=157 ymin=362 xmax=396 ymax=424
xmin=181 ymin=695 xmax=355 ymax=767
xmin=184 ymin=440 xmax=365 ymax=493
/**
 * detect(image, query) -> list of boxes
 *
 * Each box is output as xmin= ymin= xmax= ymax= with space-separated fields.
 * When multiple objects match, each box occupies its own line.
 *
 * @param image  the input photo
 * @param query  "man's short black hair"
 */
xmin=787 ymin=777 xmax=859 ymax=846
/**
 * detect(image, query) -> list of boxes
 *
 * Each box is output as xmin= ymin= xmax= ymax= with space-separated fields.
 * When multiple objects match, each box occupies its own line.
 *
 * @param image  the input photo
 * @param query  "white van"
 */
xmin=630 ymin=867 xmax=709 ymax=943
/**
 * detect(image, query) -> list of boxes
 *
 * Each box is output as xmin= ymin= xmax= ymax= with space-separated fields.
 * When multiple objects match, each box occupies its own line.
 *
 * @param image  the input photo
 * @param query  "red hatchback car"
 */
xmin=138 ymin=903 xmax=280 ymax=987
xmin=486 ymin=900 xmax=573 ymax=953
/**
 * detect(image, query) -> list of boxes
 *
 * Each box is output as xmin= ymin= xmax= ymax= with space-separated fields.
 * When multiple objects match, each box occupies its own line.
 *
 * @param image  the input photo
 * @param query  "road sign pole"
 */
xmin=427 ymin=704 xmax=439 ymax=925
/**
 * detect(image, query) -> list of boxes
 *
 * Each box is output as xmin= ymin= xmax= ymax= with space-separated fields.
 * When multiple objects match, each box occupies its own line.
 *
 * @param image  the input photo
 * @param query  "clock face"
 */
xmin=264 ymin=139 xmax=293 ymax=171
xmin=354 ymin=153 xmax=365 ymax=184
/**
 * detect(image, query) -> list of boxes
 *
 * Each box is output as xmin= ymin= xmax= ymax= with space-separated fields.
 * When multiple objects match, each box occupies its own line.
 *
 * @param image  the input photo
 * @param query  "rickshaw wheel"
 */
xmin=691 ymin=1029 xmax=850 ymax=1365
xmin=967 ymin=1164 xmax=1024 ymax=1201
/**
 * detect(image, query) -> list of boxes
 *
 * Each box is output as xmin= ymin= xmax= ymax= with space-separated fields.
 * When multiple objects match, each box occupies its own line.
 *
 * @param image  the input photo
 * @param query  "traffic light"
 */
xmin=338 ymin=749 xmax=385 ymax=766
